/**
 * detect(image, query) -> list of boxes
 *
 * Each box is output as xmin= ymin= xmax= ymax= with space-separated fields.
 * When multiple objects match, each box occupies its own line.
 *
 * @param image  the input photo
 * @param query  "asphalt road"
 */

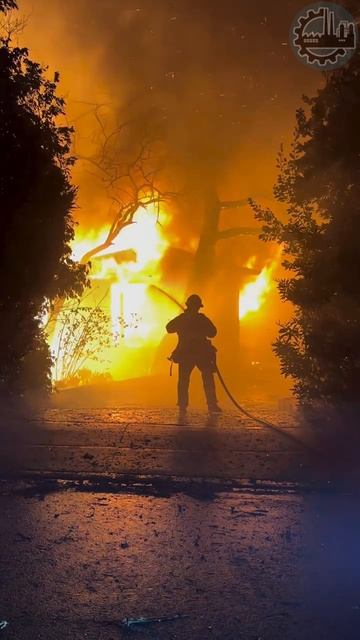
xmin=1 ymin=406 xmax=359 ymax=640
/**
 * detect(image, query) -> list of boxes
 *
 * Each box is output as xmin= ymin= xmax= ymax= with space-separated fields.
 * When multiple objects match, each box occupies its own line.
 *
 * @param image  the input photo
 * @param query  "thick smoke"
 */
xmin=20 ymin=0 xmax=320 ymax=230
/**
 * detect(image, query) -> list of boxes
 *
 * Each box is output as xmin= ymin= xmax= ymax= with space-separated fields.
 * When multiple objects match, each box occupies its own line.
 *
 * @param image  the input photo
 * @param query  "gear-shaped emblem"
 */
xmin=290 ymin=3 xmax=357 ymax=70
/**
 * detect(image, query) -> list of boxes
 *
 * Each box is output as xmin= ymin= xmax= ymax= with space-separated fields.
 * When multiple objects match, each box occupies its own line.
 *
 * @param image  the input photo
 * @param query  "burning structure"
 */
xmin=18 ymin=0 xmax=318 ymax=398
xmin=47 ymin=199 xmax=282 ymax=390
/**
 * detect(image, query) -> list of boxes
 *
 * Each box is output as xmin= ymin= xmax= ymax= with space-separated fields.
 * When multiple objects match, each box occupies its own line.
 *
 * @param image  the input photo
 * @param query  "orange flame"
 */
xmin=48 ymin=204 xmax=174 ymax=383
xmin=239 ymin=251 xmax=281 ymax=320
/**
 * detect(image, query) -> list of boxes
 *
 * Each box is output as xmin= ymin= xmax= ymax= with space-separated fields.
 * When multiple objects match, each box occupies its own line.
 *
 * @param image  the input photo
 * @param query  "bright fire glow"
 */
xmin=47 ymin=204 xmax=281 ymax=385
xmin=47 ymin=204 xmax=176 ymax=383
xmin=82 ymin=208 xmax=170 ymax=342
xmin=95 ymin=209 xmax=168 ymax=271
xmin=239 ymin=253 xmax=280 ymax=320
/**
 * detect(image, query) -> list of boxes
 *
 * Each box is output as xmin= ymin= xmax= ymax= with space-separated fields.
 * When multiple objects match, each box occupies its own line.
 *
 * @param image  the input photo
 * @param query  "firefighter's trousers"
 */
xmin=177 ymin=360 xmax=218 ymax=409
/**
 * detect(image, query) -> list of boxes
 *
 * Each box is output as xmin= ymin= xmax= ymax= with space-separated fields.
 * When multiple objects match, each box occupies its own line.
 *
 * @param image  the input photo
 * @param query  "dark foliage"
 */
xmin=0 ymin=2 xmax=87 ymax=397
xmin=0 ymin=0 xmax=17 ymax=11
xmin=251 ymin=50 xmax=360 ymax=405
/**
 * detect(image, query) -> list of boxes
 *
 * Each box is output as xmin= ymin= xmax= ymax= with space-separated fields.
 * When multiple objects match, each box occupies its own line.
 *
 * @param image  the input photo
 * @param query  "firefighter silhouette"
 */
xmin=166 ymin=294 xmax=221 ymax=413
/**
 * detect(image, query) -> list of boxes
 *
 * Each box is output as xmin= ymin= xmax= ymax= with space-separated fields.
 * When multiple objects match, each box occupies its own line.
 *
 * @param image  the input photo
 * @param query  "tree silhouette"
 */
xmin=75 ymin=105 xmax=176 ymax=265
xmin=252 ymin=49 xmax=360 ymax=405
xmin=0 ymin=0 xmax=17 ymax=11
xmin=0 ymin=2 xmax=87 ymax=397
xmin=79 ymin=102 xmax=259 ymax=376
xmin=190 ymin=189 xmax=257 ymax=289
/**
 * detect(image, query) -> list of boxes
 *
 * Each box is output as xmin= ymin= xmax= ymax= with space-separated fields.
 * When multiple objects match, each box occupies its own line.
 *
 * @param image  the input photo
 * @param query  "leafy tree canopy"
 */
xmin=252 ymin=51 xmax=360 ymax=405
xmin=0 ymin=0 xmax=87 ymax=397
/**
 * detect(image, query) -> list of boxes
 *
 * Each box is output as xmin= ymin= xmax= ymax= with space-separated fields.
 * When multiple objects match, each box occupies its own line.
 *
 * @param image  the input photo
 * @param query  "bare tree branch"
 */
xmin=80 ymin=194 xmax=173 ymax=265
xmin=217 ymin=226 xmax=259 ymax=240
xmin=0 ymin=0 xmax=17 ymax=12
xmin=0 ymin=9 xmax=26 ymax=41
xmin=74 ymin=105 xmax=178 ymax=266
xmin=219 ymin=198 xmax=251 ymax=210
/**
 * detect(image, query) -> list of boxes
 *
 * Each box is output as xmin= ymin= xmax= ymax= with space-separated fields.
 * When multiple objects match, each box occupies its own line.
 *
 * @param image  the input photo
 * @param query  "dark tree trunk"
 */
xmin=189 ymin=188 xmax=243 ymax=380
xmin=190 ymin=189 xmax=221 ymax=292
xmin=153 ymin=188 xmax=256 ymax=382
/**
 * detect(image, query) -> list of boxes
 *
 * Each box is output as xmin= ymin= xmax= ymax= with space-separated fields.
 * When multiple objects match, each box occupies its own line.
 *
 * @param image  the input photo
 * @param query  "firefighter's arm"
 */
xmin=166 ymin=316 xmax=181 ymax=333
xmin=203 ymin=316 xmax=217 ymax=338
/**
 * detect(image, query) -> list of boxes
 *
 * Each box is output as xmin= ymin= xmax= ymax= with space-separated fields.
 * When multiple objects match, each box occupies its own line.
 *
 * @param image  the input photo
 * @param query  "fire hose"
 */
xmin=150 ymin=284 xmax=318 ymax=455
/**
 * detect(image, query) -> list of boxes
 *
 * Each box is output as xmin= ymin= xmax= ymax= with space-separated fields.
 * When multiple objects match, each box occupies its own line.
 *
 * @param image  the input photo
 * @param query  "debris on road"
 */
xmin=121 ymin=613 xmax=189 ymax=629
xmin=15 ymin=532 xmax=32 ymax=542
xmin=0 ymin=621 xmax=9 ymax=631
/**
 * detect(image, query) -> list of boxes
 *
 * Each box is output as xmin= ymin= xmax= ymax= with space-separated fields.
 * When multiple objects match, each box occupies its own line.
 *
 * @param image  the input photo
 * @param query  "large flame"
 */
xmin=239 ymin=253 xmax=280 ymax=320
xmin=48 ymin=205 xmax=175 ymax=383
xmin=82 ymin=207 xmax=170 ymax=341
xmin=48 ymin=206 xmax=281 ymax=385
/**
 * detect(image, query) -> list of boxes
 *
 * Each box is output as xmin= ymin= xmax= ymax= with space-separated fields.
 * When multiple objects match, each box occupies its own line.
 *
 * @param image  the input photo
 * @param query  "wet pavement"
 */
xmin=2 ymin=406 xmax=326 ymax=483
xmin=1 ymin=406 xmax=360 ymax=639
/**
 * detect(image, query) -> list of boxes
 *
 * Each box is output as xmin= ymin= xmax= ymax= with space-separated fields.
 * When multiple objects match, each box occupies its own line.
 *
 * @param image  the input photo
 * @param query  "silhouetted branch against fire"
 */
xmin=216 ymin=198 xmax=260 ymax=240
xmin=76 ymin=105 xmax=177 ymax=266
xmin=217 ymin=226 xmax=259 ymax=241
xmin=79 ymin=192 xmax=172 ymax=265
xmin=0 ymin=1 xmax=27 ymax=42
xmin=219 ymin=198 xmax=251 ymax=210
